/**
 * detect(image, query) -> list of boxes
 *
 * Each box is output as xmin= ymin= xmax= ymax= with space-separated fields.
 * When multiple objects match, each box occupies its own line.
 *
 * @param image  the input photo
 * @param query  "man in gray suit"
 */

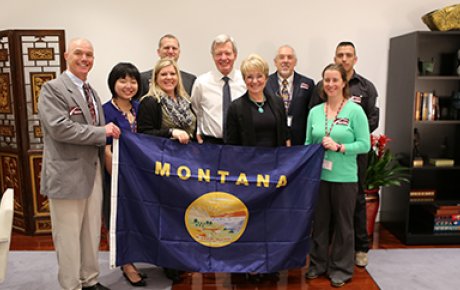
xmin=139 ymin=34 xmax=196 ymax=97
xmin=38 ymin=38 xmax=120 ymax=290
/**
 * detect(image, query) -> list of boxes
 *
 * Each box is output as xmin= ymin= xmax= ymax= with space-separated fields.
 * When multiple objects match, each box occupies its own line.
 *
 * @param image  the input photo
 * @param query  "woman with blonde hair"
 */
xmin=225 ymin=54 xmax=289 ymax=283
xmin=137 ymin=58 xmax=196 ymax=282
xmin=225 ymin=54 xmax=289 ymax=147
xmin=137 ymin=59 xmax=196 ymax=144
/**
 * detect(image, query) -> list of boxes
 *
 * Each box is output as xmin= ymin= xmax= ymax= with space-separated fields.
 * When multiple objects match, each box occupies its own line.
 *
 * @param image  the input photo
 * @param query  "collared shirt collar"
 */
xmin=65 ymin=70 xmax=86 ymax=88
xmin=212 ymin=68 xmax=239 ymax=83
xmin=349 ymin=70 xmax=364 ymax=84
xmin=277 ymin=72 xmax=294 ymax=87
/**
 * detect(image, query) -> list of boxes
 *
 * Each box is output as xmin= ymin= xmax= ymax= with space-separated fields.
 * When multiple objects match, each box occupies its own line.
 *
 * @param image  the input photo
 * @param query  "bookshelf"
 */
xmin=381 ymin=31 xmax=460 ymax=244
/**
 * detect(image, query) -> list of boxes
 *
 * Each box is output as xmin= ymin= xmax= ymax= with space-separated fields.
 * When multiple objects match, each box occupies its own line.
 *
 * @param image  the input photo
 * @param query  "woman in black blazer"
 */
xmin=225 ymin=54 xmax=290 ymax=147
xmin=224 ymin=54 xmax=290 ymax=283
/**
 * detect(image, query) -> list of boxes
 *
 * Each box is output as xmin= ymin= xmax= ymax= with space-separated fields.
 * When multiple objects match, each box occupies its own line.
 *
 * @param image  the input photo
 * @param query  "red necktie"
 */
xmin=83 ymin=83 xmax=97 ymax=124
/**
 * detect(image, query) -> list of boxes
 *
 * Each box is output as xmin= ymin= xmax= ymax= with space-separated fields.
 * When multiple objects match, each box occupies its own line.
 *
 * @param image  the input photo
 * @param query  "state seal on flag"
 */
xmin=185 ymin=192 xmax=249 ymax=247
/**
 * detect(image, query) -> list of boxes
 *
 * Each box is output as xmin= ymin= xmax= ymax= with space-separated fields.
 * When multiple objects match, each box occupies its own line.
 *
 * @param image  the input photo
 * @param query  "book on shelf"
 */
xmin=435 ymin=205 xmax=460 ymax=216
xmin=410 ymin=189 xmax=436 ymax=197
xmin=429 ymin=158 xmax=455 ymax=167
xmin=412 ymin=157 xmax=424 ymax=167
xmin=452 ymin=214 xmax=460 ymax=221
xmin=422 ymin=92 xmax=429 ymax=120
xmin=435 ymin=215 xmax=460 ymax=224
xmin=414 ymin=91 xmax=421 ymax=120
xmin=410 ymin=189 xmax=435 ymax=202
xmin=410 ymin=197 xmax=435 ymax=202
xmin=433 ymin=225 xmax=460 ymax=232
xmin=433 ymin=211 xmax=460 ymax=231
xmin=414 ymin=91 xmax=440 ymax=121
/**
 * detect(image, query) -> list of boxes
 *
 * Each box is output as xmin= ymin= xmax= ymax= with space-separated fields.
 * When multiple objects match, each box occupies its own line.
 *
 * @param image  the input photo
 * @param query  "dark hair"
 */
xmin=336 ymin=41 xmax=356 ymax=55
xmin=107 ymin=62 xmax=141 ymax=99
xmin=320 ymin=63 xmax=350 ymax=100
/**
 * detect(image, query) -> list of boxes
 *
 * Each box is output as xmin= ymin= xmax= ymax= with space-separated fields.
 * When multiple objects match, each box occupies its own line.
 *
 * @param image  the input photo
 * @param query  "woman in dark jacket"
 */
xmin=225 ymin=54 xmax=290 ymax=283
xmin=137 ymin=58 xmax=195 ymax=144
xmin=137 ymin=58 xmax=195 ymax=282
xmin=226 ymin=54 xmax=290 ymax=147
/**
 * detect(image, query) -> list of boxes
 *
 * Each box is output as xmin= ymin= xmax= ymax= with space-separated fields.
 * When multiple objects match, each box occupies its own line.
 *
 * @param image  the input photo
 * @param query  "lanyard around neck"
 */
xmin=324 ymin=99 xmax=345 ymax=137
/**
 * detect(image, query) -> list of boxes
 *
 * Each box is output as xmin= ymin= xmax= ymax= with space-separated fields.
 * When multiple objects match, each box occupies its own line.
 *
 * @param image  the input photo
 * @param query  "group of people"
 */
xmin=38 ymin=33 xmax=379 ymax=290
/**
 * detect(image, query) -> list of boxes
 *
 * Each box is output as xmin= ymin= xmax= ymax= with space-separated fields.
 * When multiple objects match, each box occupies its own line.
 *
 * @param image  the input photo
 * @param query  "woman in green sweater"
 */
xmin=305 ymin=63 xmax=370 ymax=288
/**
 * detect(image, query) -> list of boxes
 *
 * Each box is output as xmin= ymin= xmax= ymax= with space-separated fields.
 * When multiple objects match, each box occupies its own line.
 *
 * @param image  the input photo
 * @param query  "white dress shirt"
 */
xmin=191 ymin=69 xmax=246 ymax=138
xmin=65 ymin=70 xmax=99 ymax=120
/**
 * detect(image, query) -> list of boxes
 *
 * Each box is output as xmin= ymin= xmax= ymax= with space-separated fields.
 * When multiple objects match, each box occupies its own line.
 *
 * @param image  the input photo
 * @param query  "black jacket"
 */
xmin=137 ymin=96 xmax=171 ymax=137
xmin=264 ymin=71 xmax=315 ymax=145
xmin=225 ymin=91 xmax=289 ymax=146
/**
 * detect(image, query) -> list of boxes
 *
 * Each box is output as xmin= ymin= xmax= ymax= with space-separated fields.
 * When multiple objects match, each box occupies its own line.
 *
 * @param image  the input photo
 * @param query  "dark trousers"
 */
xmin=354 ymin=153 xmax=369 ymax=252
xmin=309 ymin=181 xmax=357 ymax=281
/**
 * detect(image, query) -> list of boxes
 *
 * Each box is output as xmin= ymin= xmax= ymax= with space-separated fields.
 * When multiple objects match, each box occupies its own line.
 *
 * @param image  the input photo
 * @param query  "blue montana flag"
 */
xmin=109 ymin=131 xmax=324 ymax=273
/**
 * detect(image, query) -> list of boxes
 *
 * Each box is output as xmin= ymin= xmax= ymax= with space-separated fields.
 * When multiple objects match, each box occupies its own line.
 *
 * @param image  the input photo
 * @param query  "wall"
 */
xmin=1 ymin=0 xmax=458 ymax=133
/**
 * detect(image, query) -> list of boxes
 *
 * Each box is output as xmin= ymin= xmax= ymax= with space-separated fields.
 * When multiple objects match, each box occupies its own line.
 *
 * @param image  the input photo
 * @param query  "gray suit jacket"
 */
xmin=38 ymin=72 xmax=106 ymax=199
xmin=139 ymin=69 xmax=196 ymax=98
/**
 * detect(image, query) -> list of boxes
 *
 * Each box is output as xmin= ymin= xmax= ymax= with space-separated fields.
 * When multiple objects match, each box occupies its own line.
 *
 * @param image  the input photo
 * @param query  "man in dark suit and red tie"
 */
xmin=264 ymin=45 xmax=315 ymax=145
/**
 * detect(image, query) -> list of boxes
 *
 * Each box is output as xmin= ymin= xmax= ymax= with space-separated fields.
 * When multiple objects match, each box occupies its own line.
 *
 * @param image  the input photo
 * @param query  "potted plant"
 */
xmin=364 ymin=134 xmax=409 ymax=236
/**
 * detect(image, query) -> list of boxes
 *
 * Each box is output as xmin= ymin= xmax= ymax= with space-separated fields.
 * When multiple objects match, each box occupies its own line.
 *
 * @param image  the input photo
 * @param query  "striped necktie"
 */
xmin=83 ymin=83 xmax=97 ymax=125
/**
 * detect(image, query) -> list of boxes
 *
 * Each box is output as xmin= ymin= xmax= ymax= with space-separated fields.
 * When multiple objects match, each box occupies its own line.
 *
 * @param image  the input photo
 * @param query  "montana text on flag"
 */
xmin=109 ymin=131 xmax=324 ymax=273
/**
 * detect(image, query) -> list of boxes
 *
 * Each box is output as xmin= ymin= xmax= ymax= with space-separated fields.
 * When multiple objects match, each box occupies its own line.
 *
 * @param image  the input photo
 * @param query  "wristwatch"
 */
xmin=336 ymin=144 xmax=342 ymax=152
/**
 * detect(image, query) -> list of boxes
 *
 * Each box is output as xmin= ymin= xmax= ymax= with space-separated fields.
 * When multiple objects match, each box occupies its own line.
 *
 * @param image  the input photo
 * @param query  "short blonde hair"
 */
xmin=240 ymin=54 xmax=269 ymax=79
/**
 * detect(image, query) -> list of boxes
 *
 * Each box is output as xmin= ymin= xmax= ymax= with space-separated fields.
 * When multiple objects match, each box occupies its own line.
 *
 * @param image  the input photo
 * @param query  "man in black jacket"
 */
xmin=139 ymin=34 xmax=196 ymax=98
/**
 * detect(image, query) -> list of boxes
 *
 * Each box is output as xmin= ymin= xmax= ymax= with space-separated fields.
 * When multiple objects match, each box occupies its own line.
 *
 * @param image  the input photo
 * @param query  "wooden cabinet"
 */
xmin=381 ymin=31 xmax=460 ymax=244
xmin=0 ymin=30 xmax=65 ymax=234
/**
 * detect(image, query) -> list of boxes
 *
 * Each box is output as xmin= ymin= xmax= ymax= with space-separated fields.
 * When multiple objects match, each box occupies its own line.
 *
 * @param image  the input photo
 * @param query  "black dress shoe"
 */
xmin=262 ymin=272 xmax=280 ymax=282
xmin=245 ymin=273 xmax=262 ymax=283
xmin=163 ymin=268 xmax=182 ymax=282
xmin=82 ymin=283 xmax=110 ymax=290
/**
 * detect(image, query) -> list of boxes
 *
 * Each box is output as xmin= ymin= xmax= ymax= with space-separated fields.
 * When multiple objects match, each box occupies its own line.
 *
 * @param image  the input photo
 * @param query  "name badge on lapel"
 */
xmin=335 ymin=118 xmax=350 ymax=126
xmin=300 ymin=82 xmax=310 ymax=90
xmin=350 ymin=95 xmax=363 ymax=103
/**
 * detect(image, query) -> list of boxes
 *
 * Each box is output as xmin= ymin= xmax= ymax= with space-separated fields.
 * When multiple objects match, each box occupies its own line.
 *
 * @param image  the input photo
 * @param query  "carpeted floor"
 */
xmin=1 ymin=251 xmax=171 ymax=290
xmin=367 ymin=248 xmax=460 ymax=290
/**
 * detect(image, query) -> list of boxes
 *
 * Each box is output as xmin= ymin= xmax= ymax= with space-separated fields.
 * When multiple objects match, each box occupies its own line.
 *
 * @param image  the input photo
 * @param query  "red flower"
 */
xmin=365 ymin=134 xmax=408 ymax=190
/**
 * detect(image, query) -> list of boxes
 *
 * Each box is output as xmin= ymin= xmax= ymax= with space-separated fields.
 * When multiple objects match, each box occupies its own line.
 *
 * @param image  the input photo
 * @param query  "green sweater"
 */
xmin=305 ymin=101 xmax=370 ymax=182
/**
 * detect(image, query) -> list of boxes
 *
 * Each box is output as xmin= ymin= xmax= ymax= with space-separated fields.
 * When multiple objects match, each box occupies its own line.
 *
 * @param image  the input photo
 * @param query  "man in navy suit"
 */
xmin=264 ymin=45 xmax=315 ymax=145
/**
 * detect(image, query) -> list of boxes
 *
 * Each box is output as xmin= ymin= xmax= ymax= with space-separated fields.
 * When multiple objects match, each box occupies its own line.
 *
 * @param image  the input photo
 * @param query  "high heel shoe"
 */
xmin=121 ymin=266 xmax=147 ymax=287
